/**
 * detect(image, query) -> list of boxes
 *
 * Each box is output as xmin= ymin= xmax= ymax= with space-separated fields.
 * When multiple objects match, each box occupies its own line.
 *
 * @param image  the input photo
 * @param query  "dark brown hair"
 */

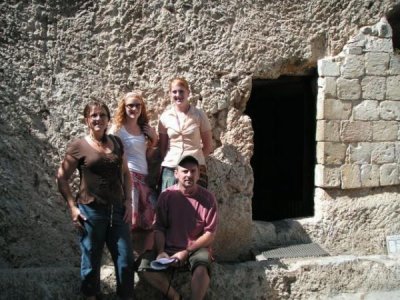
xmin=83 ymin=100 xmax=111 ymax=143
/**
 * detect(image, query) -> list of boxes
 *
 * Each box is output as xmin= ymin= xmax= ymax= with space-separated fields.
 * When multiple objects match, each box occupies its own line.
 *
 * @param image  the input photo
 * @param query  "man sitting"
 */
xmin=140 ymin=155 xmax=218 ymax=300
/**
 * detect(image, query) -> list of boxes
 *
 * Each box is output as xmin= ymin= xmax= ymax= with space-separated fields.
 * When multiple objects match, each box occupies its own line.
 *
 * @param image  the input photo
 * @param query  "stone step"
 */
xmin=0 ymin=255 xmax=399 ymax=299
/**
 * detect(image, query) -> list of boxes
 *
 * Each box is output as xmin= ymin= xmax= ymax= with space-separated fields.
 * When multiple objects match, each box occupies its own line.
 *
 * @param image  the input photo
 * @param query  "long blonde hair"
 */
xmin=113 ymin=91 xmax=149 ymax=131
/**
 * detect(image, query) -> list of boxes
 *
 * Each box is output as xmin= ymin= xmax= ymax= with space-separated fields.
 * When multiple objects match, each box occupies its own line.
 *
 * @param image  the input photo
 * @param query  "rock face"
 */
xmin=1 ymin=0 xmax=400 ymax=271
xmin=1 ymin=256 xmax=400 ymax=299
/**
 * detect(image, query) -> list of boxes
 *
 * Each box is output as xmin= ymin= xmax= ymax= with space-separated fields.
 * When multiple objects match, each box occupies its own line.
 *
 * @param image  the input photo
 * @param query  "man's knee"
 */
xmin=192 ymin=264 xmax=209 ymax=281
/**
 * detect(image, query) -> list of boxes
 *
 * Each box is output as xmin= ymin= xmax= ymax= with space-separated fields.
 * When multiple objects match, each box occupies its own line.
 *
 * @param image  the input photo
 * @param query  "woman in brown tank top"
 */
xmin=56 ymin=100 xmax=135 ymax=299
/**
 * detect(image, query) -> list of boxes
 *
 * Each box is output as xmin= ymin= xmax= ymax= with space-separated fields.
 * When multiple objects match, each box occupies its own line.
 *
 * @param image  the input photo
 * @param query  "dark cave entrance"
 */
xmin=245 ymin=74 xmax=317 ymax=221
xmin=387 ymin=4 xmax=400 ymax=51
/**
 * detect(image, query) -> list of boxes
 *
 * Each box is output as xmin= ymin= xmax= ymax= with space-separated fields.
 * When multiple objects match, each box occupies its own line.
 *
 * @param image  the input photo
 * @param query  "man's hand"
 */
xmin=171 ymin=250 xmax=189 ymax=267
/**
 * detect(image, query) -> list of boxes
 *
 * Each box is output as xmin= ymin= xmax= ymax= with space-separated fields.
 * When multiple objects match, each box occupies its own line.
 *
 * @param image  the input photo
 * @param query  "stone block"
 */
xmin=343 ymin=45 xmax=363 ymax=55
xmin=318 ymin=58 xmax=340 ymax=77
xmin=389 ymin=55 xmax=400 ymax=75
xmin=348 ymin=31 xmax=367 ymax=45
xmin=317 ymin=77 xmax=337 ymax=98
xmin=340 ymin=121 xmax=372 ymax=142
xmin=365 ymin=37 xmax=393 ymax=53
xmin=361 ymin=76 xmax=386 ymax=101
xmin=315 ymin=164 xmax=341 ymax=188
xmin=365 ymin=52 xmax=390 ymax=75
xmin=386 ymin=76 xmax=400 ymax=100
xmin=316 ymin=120 xmax=340 ymax=142
xmin=341 ymin=55 xmax=364 ymax=78
xmin=341 ymin=164 xmax=361 ymax=189
xmin=360 ymin=164 xmax=380 ymax=187
xmin=372 ymin=121 xmax=398 ymax=141
xmin=380 ymin=101 xmax=400 ymax=120
xmin=347 ymin=142 xmax=372 ymax=164
xmin=316 ymin=142 xmax=347 ymax=165
xmin=353 ymin=100 xmax=379 ymax=120
xmin=371 ymin=143 xmax=395 ymax=164
xmin=317 ymin=97 xmax=352 ymax=120
xmin=380 ymin=163 xmax=400 ymax=186
xmin=337 ymin=78 xmax=361 ymax=100
xmin=316 ymin=93 xmax=324 ymax=120
xmin=395 ymin=142 xmax=400 ymax=163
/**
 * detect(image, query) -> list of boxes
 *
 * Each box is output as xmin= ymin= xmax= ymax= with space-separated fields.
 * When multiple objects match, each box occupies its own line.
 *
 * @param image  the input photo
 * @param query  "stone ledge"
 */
xmin=1 ymin=255 xmax=399 ymax=299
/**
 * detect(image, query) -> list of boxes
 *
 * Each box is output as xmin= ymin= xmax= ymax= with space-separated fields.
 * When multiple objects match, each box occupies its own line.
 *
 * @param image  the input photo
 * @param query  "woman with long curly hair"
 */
xmin=110 ymin=91 xmax=158 ymax=257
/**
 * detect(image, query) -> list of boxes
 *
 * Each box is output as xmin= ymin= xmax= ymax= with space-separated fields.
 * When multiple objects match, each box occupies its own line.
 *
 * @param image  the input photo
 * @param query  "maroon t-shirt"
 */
xmin=66 ymin=135 xmax=125 ymax=205
xmin=155 ymin=184 xmax=218 ymax=254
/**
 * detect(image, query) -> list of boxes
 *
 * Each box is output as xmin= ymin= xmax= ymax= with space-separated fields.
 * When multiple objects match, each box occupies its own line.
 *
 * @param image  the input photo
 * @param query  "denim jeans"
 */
xmin=160 ymin=167 xmax=176 ymax=192
xmin=79 ymin=202 xmax=134 ymax=298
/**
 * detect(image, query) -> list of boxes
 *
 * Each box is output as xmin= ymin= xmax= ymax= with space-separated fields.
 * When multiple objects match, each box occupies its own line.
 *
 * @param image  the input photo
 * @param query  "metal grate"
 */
xmin=261 ymin=243 xmax=329 ymax=259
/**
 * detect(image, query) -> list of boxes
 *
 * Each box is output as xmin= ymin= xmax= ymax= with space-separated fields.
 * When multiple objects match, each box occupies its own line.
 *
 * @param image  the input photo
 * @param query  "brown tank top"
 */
xmin=66 ymin=135 xmax=125 ymax=205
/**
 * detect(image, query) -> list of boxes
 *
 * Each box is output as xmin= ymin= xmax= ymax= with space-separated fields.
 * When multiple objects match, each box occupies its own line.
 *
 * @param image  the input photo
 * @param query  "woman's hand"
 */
xmin=143 ymin=124 xmax=158 ymax=146
xmin=123 ymin=200 xmax=132 ymax=225
xmin=70 ymin=206 xmax=86 ymax=231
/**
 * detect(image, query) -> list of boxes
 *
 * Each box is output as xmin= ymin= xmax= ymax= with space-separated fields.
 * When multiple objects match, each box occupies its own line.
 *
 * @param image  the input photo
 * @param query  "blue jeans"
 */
xmin=79 ymin=203 xmax=134 ymax=298
xmin=160 ymin=167 xmax=176 ymax=192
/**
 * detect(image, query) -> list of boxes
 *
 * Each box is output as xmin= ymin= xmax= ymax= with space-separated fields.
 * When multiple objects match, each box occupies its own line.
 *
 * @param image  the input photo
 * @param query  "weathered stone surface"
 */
xmin=315 ymin=164 xmax=341 ymax=188
xmin=386 ymin=76 xmax=400 ymax=100
xmin=2 ymin=255 xmax=400 ymax=300
xmin=380 ymin=100 xmax=400 ymax=120
xmin=365 ymin=37 xmax=394 ymax=53
xmin=372 ymin=17 xmax=393 ymax=38
xmin=372 ymin=121 xmax=399 ymax=141
xmin=389 ymin=55 xmax=400 ymax=75
xmin=395 ymin=142 xmax=400 ymax=164
xmin=347 ymin=142 xmax=372 ymax=164
xmin=318 ymin=77 xmax=337 ymax=99
xmin=207 ymin=143 xmax=253 ymax=260
xmin=380 ymin=163 xmax=400 ymax=186
xmin=317 ymin=97 xmax=352 ymax=120
xmin=340 ymin=55 xmax=364 ymax=78
xmin=318 ymin=58 xmax=340 ymax=77
xmin=337 ymin=78 xmax=361 ymax=100
xmin=341 ymin=164 xmax=361 ymax=189
xmin=361 ymin=76 xmax=386 ymax=100
xmin=343 ymin=45 xmax=363 ymax=55
xmin=360 ymin=164 xmax=380 ymax=187
xmin=317 ymin=142 xmax=347 ymax=165
xmin=353 ymin=100 xmax=380 ymax=120
xmin=365 ymin=52 xmax=390 ymax=75
xmin=371 ymin=143 xmax=395 ymax=164
xmin=340 ymin=121 xmax=372 ymax=142
xmin=309 ymin=187 xmax=400 ymax=255
xmin=316 ymin=120 xmax=341 ymax=142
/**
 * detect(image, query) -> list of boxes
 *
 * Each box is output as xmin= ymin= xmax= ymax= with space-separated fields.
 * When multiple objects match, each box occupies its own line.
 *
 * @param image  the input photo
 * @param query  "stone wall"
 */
xmin=0 ymin=0 xmax=399 ymax=270
xmin=316 ymin=18 xmax=400 ymax=189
